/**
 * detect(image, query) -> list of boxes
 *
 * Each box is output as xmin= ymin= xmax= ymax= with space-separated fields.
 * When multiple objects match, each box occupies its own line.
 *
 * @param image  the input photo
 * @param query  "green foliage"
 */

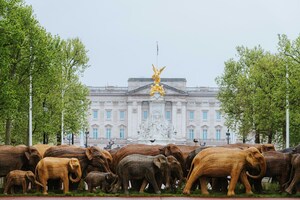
xmin=216 ymin=34 xmax=300 ymax=147
xmin=0 ymin=0 xmax=90 ymax=145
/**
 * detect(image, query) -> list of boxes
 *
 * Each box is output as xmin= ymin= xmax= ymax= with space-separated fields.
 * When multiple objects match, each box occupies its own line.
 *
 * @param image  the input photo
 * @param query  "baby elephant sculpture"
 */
xmin=4 ymin=170 xmax=43 ymax=194
xmin=35 ymin=157 xmax=82 ymax=194
xmin=84 ymin=171 xmax=118 ymax=193
xmin=183 ymin=147 xmax=266 ymax=196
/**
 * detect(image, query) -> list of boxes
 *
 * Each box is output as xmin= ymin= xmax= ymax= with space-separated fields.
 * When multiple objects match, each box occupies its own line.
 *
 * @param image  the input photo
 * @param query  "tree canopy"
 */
xmin=0 ymin=0 xmax=90 ymax=145
xmin=216 ymin=34 xmax=300 ymax=147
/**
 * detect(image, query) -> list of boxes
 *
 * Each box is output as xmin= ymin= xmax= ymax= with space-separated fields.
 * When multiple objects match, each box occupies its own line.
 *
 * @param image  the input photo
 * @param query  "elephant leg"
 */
xmin=3 ymin=178 xmax=11 ymax=195
xmin=122 ymin=177 xmax=129 ymax=194
xmin=183 ymin=166 xmax=201 ymax=194
xmin=87 ymin=183 xmax=92 ymax=193
xmin=145 ymin=173 xmax=160 ymax=194
xmin=139 ymin=179 xmax=148 ymax=193
xmin=62 ymin=178 xmax=69 ymax=194
xmin=22 ymin=180 xmax=27 ymax=194
xmin=200 ymin=176 xmax=209 ymax=195
xmin=41 ymin=179 xmax=48 ymax=195
xmin=10 ymin=185 xmax=15 ymax=194
xmin=240 ymin=172 xmax=253 ymax=194
xmin=227 ymin=171 xmax=240 ymax=196
xmin=286 ymin=172 xmax=300 ymax=194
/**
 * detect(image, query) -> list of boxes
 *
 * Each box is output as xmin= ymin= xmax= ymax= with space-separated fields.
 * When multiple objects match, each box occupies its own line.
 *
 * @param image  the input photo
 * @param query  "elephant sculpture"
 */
xmin=112 ymin=144 xmax=185 ymax=174
xmin=33 ymin=144 xmax=52 ymax=158
xmin=44 ymin=145 xmax=111 ymax=174
xmin=251 ymin=151 xmax=292 ymax=193
xmin=185 ymin=146 xmax=210 ymax=176
xmin=84 ymin=171 xmax=118 ymax=193
xmin=279 ymin=144 xmax=300 ymax=154
xmin=4 ymin=170 xmax=43 ymax=194
xmin=44 ymin=145 xmax=111 ymax=190
xmin=183 ymin=147 xmax=266 ymax=196
xmin=140 ymin=155 xmax=183 ymax=193
xmin=285 ymin=153 xmax=300 ymax=194
xmin=115 ymin=154 xmax=170 ymax=194
xmin=35 ymin=157 xmax=82 ymax=194
xmin=0 ymin=145 xmax=42 ymax=177
xmin=86 ymin=147 xmax=113 ymax=173
xmin=167 ymin=155 xmax=184 ymax=191
xmin=224 ymin=143 xmax=276 ymax=153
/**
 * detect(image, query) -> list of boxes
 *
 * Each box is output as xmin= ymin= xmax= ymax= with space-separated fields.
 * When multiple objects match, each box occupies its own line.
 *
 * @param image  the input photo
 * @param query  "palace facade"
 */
xmin=70 ymin=78 xmax=236 ymax=148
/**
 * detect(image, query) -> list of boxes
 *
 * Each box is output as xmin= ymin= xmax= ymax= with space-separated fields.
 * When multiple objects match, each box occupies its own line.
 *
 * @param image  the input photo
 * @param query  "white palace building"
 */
xmin=71 ymin=78 xmax=236 ymax=148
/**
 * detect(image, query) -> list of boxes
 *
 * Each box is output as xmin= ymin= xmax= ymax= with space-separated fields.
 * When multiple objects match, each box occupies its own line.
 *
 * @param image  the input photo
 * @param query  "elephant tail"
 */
xmin=283 ymin=164 xmax=294 ymax=189
xmin=34 ymin=163 xmax=44 ymax=188
xmin=186 ymin=162 xmax=195 ymax=181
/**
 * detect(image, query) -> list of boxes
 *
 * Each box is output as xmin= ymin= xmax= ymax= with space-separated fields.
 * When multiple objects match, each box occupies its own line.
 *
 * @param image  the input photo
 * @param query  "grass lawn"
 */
xmin=0 ymin=182 xmax=299 ymax=198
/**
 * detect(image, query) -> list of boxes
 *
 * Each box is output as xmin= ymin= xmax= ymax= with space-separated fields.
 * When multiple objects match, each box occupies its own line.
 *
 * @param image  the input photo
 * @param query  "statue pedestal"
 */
xmin=138 ymin=93 xmax=176 ymax=145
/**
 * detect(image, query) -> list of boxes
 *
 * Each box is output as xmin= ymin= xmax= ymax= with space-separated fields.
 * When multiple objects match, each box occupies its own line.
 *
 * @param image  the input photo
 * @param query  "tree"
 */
xmin=216 ymin=46 xmax=287 ymax=145
xmin=278 ymin=34 xmax=300 ymax=146
xmin=0 ymin=0 xmax=90 ymax=145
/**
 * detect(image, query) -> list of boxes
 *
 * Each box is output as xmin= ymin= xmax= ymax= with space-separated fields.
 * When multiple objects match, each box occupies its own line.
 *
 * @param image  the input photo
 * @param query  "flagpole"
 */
xmin=286 ymin=64 xmax=289 ymax=148
xmin=156 ymin=41 xmax=159 ymax=67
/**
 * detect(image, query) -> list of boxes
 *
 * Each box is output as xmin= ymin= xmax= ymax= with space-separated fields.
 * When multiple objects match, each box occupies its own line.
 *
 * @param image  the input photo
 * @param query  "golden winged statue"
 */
xmin=150 ymin=65 xmax=166 ymax=96
xmin=152 ymin=65 xmax=166 ymax=84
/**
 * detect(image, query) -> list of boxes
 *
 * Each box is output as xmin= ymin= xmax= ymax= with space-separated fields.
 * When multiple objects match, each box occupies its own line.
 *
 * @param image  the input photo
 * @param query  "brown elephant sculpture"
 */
xmin=44 ymin=145 xmax=111 ymax=174
xmin=35 ymin=157 xmax=82 ymax=194
xmin=33 ymin=144 xmax=52 ymax=158
xmin=4 ymin=170 xmax=43 ymax=194
xmin=84 ymin=171 xmax=118 ymax=193
xmin=285 ymin=153 xmax=300 ymax=194
xmin=183 ymin=147 xmax=266 ymax=196
xmin=0 ymin=145 xmax=42 ymax=177
xmin=251 ymin=151 xmax=292 ymax=193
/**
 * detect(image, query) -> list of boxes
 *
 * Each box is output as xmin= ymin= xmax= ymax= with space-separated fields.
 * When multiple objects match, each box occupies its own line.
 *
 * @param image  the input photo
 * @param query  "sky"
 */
xmin=24 ymin=0 xmax=300 ymax=87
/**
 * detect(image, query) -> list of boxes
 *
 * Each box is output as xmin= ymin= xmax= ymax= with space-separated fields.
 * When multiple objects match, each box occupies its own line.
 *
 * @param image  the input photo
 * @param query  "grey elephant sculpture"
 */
xmin=84 ymin=171 xmax=118 ymax=193
xmin=4 ymin=170 xmax=43 ymax=194
xmin=144 ymin=155 xmax=184 ymax=193
xmin=115 ymin=154 xmax=170 ymax=194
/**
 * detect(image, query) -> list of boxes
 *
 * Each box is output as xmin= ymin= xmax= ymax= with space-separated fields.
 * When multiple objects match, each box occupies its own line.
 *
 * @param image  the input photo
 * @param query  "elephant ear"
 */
xmin=159 ymin=145 xmax=171 ymax=156
xmin=25 ymin=171 xmax=35 ymax=182
xmin=153 ymin=157 xmax=162 ymax=169
xmin=85 ymin=147 xmax=93 ymax=160
xmin=25 ymin=151 xmax=30 ymax=160
xmin=105 ymin=173 xmax=112 ymax=181
xmin=153 ymin=155 xmax=167 ymax=169
xmin=69 ymin=158 xmax=79 ymax=171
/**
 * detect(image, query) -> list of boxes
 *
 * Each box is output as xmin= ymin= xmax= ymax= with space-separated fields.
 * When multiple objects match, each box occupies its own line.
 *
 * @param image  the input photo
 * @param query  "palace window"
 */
xmin=202 ymin=129 xmax=208 ymax=140
xmin=93 ymin=128 xmax=98 ymax=139
xmin=106 ymin=127 xmax=111 ymax=139
xmin=93 ymin=110 xmax=98 ymax=120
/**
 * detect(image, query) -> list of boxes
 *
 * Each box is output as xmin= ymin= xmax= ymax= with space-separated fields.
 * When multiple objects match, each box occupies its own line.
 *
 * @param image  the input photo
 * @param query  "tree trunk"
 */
xmin=268 ymin=129 xmax=273 ymax=144
xmin=255 ymin=130 xmax=260 ymax=143
xmin=5 ymin=118 xmax=12 ymax=145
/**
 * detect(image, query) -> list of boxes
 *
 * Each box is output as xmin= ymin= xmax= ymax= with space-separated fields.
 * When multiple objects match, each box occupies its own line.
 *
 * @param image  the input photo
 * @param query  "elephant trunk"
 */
xmin=164 ymin=166 xmax=171 ymax=190
xmin=69 ymin=167 xmax=82 ymax=183
xmin=246 ymin=156 xmax=266 ymax=179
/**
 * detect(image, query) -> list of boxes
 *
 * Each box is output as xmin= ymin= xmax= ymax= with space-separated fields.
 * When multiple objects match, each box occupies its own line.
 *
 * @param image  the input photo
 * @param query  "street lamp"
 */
xmin=43 ymin=101 xmax=48 ymax=144
xmin=226 ymin=129 xmax=230 ymax=144
xmin=85 ymin=129 xmax=89 ymax=148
